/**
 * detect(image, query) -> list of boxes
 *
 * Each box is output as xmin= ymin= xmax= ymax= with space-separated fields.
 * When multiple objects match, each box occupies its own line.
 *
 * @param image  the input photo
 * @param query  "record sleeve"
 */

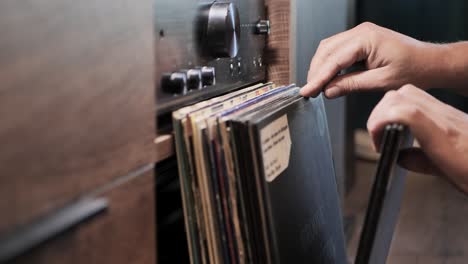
xmin=246 ymin=95 xmax=348 ymax=264
xmin=174 ymin=82 xmax=287 ymax=264
xmin=225 ymin=86 xmax=300 ymax=263
xmin=174 ymin=84 xmax=349 ymax=264
xmin=189 ymin=83 xmax=280 ymax=263
xmin=355 ymin=124 xmax=413 ymax=264
xmin=190 ymin=84 xmax=298 ymax=263
xmin=173 ymin=82 xmax=271 ymax=264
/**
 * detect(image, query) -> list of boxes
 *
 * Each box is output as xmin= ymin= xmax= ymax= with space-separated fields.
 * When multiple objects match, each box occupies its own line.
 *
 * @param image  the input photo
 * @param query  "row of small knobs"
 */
xmin=161 ymin=66 xmax=216 ymax=94
xmin=161 ymin=1 xmax=269 ymax=94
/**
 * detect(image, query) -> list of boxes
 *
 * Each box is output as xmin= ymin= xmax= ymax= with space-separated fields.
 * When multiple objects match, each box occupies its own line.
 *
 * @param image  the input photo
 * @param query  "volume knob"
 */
xmin=204 ymin=2 xmax=240 ymax=58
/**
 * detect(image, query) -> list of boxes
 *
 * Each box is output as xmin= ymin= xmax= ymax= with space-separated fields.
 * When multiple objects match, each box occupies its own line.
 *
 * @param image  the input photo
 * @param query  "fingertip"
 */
xmin=299 ymin=87 xmax=308 ymax=97
xmin=368 ymin=131 xmax=380 ymax=153
xmin=300 ymin=84 xmax=315 ymax=97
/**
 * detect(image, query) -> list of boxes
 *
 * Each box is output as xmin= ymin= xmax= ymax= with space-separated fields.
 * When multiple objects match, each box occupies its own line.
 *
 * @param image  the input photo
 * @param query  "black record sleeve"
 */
xmin=355 ymin=124 xmax=413 ymax=264
xmin=248 ymin=95 xmax=348 ymax=264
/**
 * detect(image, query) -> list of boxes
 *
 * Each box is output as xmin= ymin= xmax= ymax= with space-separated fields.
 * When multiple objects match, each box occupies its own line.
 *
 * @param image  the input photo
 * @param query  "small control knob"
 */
xmin=255 ymin=20 xmax=270 ymax=35
xmin=161 ymin=72 xmax=187 ymax=94
xmin=183 ymin=69 xmax=203 ymax=90
xmin=202 ymin=2 xmax=240 ymax=58
xmin=201 ymin=66 xmax=216 ymax=86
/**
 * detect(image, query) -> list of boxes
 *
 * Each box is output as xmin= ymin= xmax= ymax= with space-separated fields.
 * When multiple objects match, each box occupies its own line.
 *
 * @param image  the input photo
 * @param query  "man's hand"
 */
xmin=300 ymin=22 xmax=455 ymax=98
xmin=368 ymin=84 xmax=468 ymax=193
xmin=300 ymin=22 xmax=468 ymax=193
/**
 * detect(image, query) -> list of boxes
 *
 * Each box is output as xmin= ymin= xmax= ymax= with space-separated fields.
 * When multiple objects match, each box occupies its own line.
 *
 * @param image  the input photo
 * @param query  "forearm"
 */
xmin=423 ymin=42 xmax=468 ymax=96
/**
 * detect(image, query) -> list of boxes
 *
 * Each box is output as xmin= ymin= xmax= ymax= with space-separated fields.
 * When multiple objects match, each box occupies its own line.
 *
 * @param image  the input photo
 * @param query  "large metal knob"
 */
xmin=203 ymin=2 xmax=240 ymax=58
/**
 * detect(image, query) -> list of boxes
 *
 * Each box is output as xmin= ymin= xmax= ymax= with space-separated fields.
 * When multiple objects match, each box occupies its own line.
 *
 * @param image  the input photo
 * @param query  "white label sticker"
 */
xmin=260 ymin=115 xmax=292 ymax=182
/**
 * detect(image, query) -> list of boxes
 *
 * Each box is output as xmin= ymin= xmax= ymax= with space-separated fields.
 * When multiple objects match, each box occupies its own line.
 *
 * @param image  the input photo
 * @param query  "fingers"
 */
xmin=367 ymin=89 xmax=412 ymax=150
xmin=306 ymin=31 xmax=356 ymax=85
xmin=306 ymin=30 xmax=355 ymax=83
xmin=366 ymin=84 xmax=468 ymax=194
xmin=397 ymin=147 xmax=443 ymax=175
xmin=300 ymin=25 xmax=370 ymax=97
xmin=366 ymin=85 xmax=435 ymax=151
xmin=323 ymin=67 xmax=391 ymax=98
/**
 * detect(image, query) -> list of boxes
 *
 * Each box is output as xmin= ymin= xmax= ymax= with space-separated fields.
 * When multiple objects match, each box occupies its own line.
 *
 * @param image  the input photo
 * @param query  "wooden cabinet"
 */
xmin=0 ymin=0 xmax=157 ymax=262
xmin=0 ymin=0 xmax=155 ymax=233
xmin=13 ymin=168 xmax=156 ymax=264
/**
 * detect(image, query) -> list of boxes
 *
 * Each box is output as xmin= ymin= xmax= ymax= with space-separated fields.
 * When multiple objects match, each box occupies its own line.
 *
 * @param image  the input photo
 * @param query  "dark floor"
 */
xmin=346 ymin=159 xmax=468 ymax=264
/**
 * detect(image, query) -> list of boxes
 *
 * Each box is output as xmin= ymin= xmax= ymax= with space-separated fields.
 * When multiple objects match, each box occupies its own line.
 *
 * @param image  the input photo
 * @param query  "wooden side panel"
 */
xmin=0 ymin=0 xmax=156 ymax=234
xmin=265 ymin=0 xmax=291 ymax=86
xmin=13 ymin=170 xmax=156 ymax=264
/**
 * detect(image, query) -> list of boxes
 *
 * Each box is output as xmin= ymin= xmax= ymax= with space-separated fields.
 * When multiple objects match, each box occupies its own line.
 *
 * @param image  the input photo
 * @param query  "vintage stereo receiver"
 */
xmin=155 ymin=0 xmax=271 ymax=262
xmin=155 ymin=0 xmax=270 ymax=116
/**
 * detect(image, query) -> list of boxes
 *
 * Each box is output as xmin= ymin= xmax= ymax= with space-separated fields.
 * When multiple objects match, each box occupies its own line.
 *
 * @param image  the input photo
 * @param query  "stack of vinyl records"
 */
xmin=173 ymin=83 xmax=347 ymax=264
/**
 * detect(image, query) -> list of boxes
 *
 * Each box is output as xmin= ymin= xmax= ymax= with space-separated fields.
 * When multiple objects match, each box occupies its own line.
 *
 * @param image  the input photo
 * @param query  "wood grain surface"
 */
xmin=265 ymin=0 xmax=291 ymax=86
xmin=13 ymin=169 xmax=156 ymax=264
xmin=0 ymin=0 xmax=156 ymax=235
xmin=155 ymin=134 xmax=174 ymax=163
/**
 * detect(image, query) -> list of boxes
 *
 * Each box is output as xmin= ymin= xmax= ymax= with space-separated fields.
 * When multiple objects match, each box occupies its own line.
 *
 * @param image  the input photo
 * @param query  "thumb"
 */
xmin=323 ymin=67 xmax=391 ymax=98
xmin=397 ymin=147 xmax=442 ymax=176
